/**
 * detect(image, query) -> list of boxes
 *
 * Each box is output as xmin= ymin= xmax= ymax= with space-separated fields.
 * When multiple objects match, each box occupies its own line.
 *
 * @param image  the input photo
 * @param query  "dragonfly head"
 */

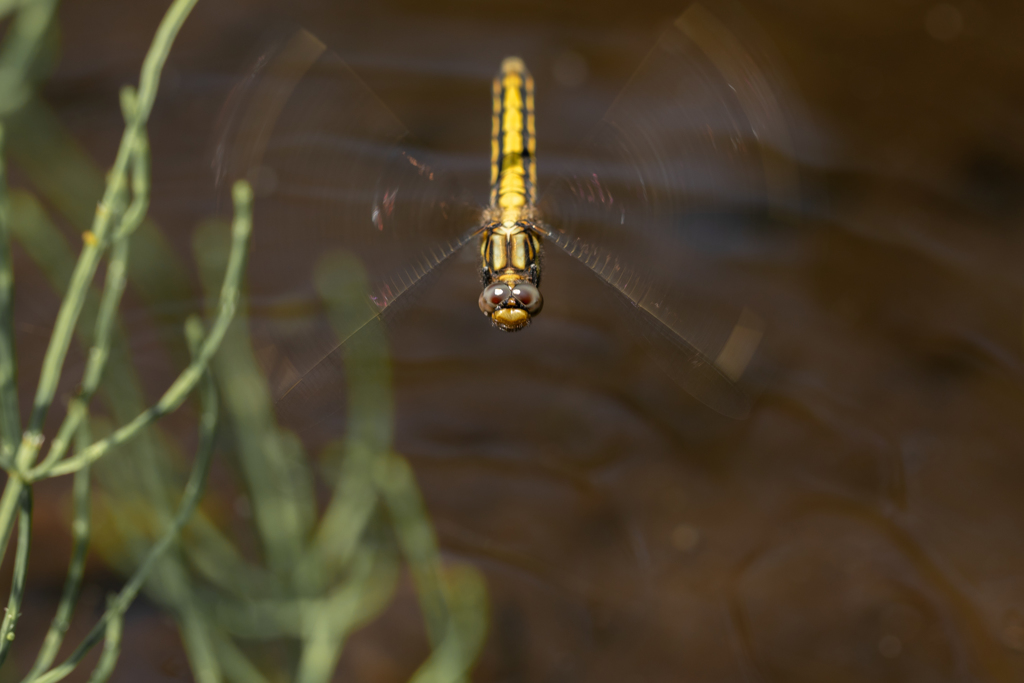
xmin=478 ymin=279 xmax=543 ymax=332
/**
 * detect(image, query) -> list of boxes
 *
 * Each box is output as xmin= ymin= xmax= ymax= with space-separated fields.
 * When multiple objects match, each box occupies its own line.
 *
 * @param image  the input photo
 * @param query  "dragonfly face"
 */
xmin=219 ymin=4 xmax=800 ymax=419
xmin=478 ymin=278 xmax=543 ymax=331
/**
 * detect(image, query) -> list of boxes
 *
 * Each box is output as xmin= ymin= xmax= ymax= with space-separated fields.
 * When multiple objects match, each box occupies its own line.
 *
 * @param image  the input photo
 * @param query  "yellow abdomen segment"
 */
xmin=490 ymin=56 xmax=536 ymax=219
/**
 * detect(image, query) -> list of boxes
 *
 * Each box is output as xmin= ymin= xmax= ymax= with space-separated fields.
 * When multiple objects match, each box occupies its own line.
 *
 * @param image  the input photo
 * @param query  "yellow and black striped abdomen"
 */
xmin=490 ymin=56 xmax=536 ymax=219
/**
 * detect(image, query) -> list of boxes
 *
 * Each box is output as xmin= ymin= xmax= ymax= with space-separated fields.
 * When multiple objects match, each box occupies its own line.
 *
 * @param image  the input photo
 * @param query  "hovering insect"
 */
xmin=477 ymin=56 xmax=544 ymax=333
xmin=217 ymin=3 xmax=799 ymax=419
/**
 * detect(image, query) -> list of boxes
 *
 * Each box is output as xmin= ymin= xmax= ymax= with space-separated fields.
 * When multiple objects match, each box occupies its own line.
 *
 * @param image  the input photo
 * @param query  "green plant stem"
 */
xmin=0 ymin=484 xmax=31 ymax=668
xmin=178 ymin=604 xmax=222 ymax=683
xmin=376 ymin=453 xmax=449 ymax=645
xmin=294 ymin=551 xmax=378 ymax=683
xmin=35 ymin=125 xmax=150 ymax=474
xmin=148 ymin=312 xmax=224 ymax=683
xmin=113 ymin=114 xmax=150 ymax=241
xmin=209 ymin=628 xmax=273 ymax=683
xmin=301 ymin=251 xmax=394 ymax=589
xmin=0 ymin=5 xmax=154 ymax=561
xmin=83 ymin=598 xmax=122 ymax=683
xmin=179 ymin=514 xmax=284 ymax=599
xmin=408 ymin=566 xmax=488 ymax=683
xmin=0 ymin=475 xmax=23 ymax=565
xmin=194 ymin=239 xmax=315 ymax=580
xmin=31 ymin=315 xmax=220 ymax=683
xmin=4 ymin=96 xmax=192 ymax=342
xmin=209 ymin=555 xmax=397 ymax=643
xmin=34 ymin=234 xmax=131 ymax=476
xmin=17 ymin=0 xmax=199 ymax=465
xmin=32 ymin=179 xmax=252 ymax=480
xmin=297 ymin=439 xmax=379 ymax=591
xmin=0 ymin=124 xmax=20 ymax=465
xmin=0 ymin=0 xmax=59 ymax=116
xmin=212 ymin=371 xmax=313 ymax=581
xmin=21 ymin=427 xmax=93 ymax=682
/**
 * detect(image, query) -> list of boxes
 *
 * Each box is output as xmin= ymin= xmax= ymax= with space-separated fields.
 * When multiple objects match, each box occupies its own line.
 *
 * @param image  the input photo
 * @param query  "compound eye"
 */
xmin=511 ymin=282 xmax=543 ymax=314
xmin=478 ymin=283 xmax=508 ymax=314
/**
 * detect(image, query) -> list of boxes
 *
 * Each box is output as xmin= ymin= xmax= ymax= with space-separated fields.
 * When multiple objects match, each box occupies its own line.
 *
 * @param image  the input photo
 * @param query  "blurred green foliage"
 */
xmin=0 ymin=0 xmax=488 ymax=681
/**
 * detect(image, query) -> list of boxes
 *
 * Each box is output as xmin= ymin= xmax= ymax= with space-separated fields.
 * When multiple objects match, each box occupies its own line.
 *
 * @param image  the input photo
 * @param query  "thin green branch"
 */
xmin=0 ymin=123 xmax=21 ymax=464
xmin=178 ymin=606 xmax=222 ymax=683
xmin=295 ymin=439 xmax=379 ymax=591
xmin=179 ymin=514 xmax=285 ymax=599
xmin=299 ymin=251 xmax=394 ymax=588
xmin=35 ymin=119 xmax=150 ymax=474
xmin=173 ymin=316 xmax=223 ymax=683
xmin=114 ymin=105 xmax=150 ymax=241
xmin=208 ymin=595 xmax=303 ymax=641
xmin=33 ymin=179 xmax=252 ymax=480
xmin=0 ymin=0 xmax=59 ymax=116
xmin=209 ymin=627 xmax=273 ymax=683
xmin=4 ymin=97 xmax=193 ymax=338
xmin=21 ymin=425 xmax=93 ymax=682
xmin=375 ymin=454 xmax=449 ymax=645
xmin=209 ymin=561 xmax=396 ymax=643
xmin=408 ymin=566 xmax=488 ymax=683
xmin=83 ymin=598 xmax=122 ymax=683
xmin=25 ymin=236 xmax=101 ymax=441
xmin=294 ymin=551 xmax=378 ymax=683
xmin=0 ymin=485 xmax=31 ymax=667
xmin=0 ymin=1 xmax=17 ymax=21
xmin=192 ymin=215 xmax=316 ymax=578
xmin=0 ymin=474 xmax=24 ymax=569
xmin=34 ymin=234 xmax=131 ymax=475
xmin=194 ymin=213 xmax=316 ymax=582
xmin=31 ymin=313 xmax=220 ymax=683
xmin=375 ymin=452 xmax=489 ymax=683
xmin=17 ymin=0 xmax=199 ymax=464
xmin=133 ymin=0 xmax=200 ymax=124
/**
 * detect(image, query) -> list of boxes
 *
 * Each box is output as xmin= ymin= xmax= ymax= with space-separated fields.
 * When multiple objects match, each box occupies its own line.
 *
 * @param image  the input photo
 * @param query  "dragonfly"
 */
xmin=215 ymin=3 xmax=799 ymax=420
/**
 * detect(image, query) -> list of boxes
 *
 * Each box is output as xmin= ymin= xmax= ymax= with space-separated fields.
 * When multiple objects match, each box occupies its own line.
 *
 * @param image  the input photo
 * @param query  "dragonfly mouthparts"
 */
xmin=491 ymin=306 xmax=531 ymax=332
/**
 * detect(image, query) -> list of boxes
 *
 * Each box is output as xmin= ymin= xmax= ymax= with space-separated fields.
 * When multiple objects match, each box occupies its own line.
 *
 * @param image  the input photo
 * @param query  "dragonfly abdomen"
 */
xmin=490 ymin=56 xmax=537 ymax=220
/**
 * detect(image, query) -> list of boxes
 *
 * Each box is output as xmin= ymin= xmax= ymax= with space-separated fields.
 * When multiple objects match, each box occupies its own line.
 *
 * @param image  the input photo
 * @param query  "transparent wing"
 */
xmin=537 ymin=3 xmax=800 ymax=418
xmin=215 ymin=30 xmax=480 ymax=401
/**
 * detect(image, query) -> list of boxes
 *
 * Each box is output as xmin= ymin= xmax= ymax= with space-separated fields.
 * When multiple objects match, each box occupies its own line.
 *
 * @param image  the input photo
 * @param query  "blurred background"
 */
xmin=4 ymin=0 xmax=1024 ymax=680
